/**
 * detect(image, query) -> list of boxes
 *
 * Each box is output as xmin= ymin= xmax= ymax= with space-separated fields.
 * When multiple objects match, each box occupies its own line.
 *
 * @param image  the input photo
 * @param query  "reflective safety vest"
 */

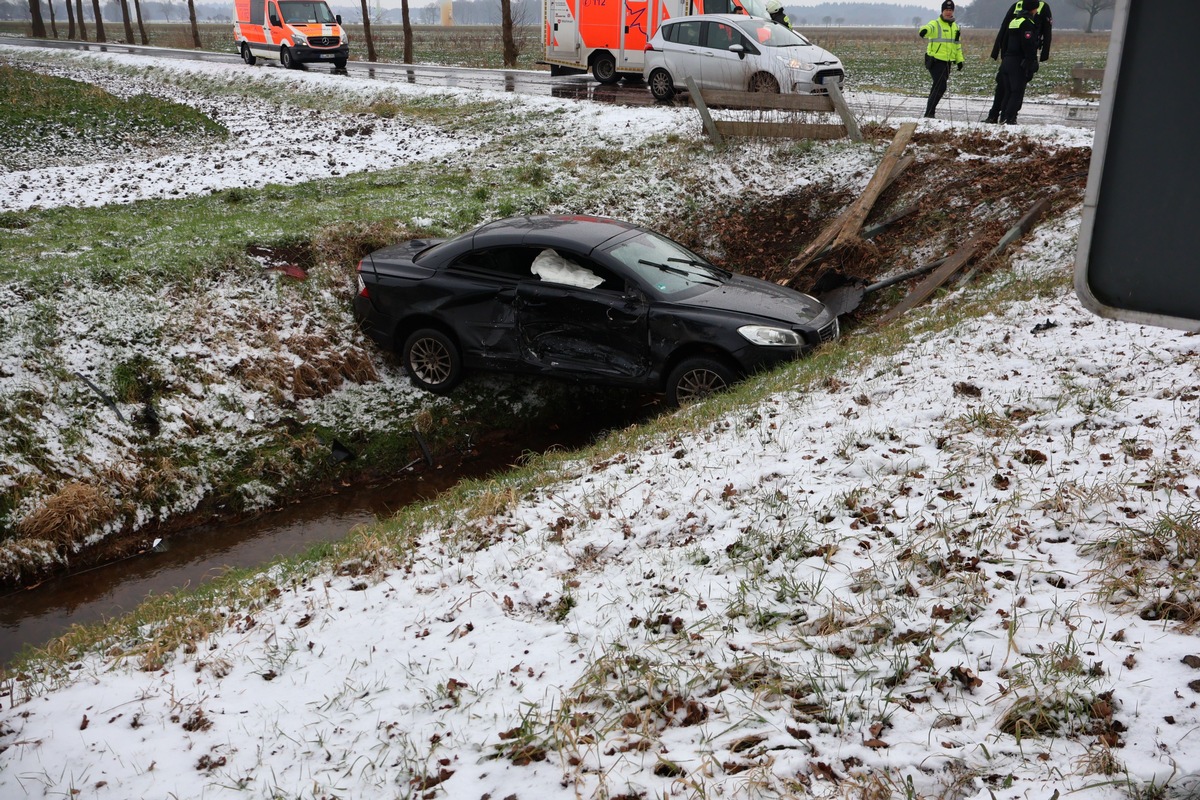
xmin=1013 ymin=0 xmax=1046 ymax=16
xmin=921 ymin=17 xmax=963 ymax=64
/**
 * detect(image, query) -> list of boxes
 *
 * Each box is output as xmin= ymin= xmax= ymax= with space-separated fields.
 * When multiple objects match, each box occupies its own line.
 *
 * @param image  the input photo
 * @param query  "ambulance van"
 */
xmin=543 ymin=0 xmax=767 ymax=83
xmin=234 ymin=0 xmax=350 ymax=69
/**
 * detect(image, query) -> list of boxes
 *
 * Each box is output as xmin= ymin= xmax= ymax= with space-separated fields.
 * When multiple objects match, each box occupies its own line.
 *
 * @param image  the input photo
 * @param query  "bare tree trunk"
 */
xmin=75 ymin=0 xmax=87 ymax=40
xmin=133 ymin=0 xmax=147 ymax=43
xmin=358 ymin=0 xmax=377 ymax=61
xmin=90 ymin=0 xmax=106 ymax=41
xmin=47 ymin=0 xmax=59 ymax=38
xmin=66 ymin=0 xmax=76 ymax=39
xmin=402 ymin=0 xmax=413 ymax=63
xmin=499 ymin=0 xmax=518 ymax=67
xmin=118 ymin=0 xmax=134 ymax=42
xmin=28 ymin=0 xmax=47 ymax=37
xmin=187 ymin=0 xmax=201 ymax=47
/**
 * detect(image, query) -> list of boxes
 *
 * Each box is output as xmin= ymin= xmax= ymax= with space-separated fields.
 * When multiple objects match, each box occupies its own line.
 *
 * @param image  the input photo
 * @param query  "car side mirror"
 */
xmin=729 ymin=44 xmax=746 ymax=59
xmin=336 ymin=14 xmax=342 ymax=23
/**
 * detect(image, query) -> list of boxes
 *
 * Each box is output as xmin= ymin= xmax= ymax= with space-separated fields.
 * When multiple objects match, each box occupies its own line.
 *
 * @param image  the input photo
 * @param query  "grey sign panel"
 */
xmin=1074 ymin=0 xmax=1200 ymax=332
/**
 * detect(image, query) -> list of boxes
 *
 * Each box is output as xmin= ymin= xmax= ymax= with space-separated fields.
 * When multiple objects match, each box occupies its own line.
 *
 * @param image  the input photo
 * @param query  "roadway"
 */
xmin=0 ymin=35 xmax=1098 ymax=128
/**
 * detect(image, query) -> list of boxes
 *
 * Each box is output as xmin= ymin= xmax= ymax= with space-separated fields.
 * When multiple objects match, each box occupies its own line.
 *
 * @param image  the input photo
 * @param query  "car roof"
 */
xmin=473 ymin=215 xmax=642 ymax=251
xmin=661 ymin=13 xmax=769 ymax=24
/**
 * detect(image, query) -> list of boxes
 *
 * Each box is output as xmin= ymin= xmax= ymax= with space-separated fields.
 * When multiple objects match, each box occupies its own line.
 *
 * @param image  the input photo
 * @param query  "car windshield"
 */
xmin=278 ymin=1 xmax=336 ymax=24
xmin=608 ymin=231 xmax=728 ymax=295
xmin=734 ymin=18 xmax=812 ymax=47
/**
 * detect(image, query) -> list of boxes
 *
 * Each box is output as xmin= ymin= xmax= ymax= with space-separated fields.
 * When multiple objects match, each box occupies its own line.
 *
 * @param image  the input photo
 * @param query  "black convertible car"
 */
xmin=353 ymin=215 xmax=839 ymax=405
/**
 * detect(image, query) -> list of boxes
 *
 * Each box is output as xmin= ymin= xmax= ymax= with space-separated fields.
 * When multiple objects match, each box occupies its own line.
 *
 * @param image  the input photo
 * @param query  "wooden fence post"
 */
xmin=686 ymin=77 xmax=723 ymax=146
xmin=825 ymin=81 xmax=862 ymax=143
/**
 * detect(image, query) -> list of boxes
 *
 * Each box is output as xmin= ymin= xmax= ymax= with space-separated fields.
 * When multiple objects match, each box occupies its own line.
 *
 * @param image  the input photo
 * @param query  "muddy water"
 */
xmin=0 ymin=416 xmax=639 ymax=667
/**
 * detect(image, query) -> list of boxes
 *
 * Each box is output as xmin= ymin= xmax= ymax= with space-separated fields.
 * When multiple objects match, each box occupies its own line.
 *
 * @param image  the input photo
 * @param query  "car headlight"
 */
xmin=293 ymin=31 xmax=308 ymax=44
xmin=738 ymin=325 xmax=801 ymax=346
xmin=779 ymin=56 xmax=816 ymax=71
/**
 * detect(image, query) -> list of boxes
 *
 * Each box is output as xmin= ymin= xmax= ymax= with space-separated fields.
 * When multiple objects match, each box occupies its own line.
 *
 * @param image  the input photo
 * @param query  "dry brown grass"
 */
xmin=15 ymin=481 xmax=117 ymax=548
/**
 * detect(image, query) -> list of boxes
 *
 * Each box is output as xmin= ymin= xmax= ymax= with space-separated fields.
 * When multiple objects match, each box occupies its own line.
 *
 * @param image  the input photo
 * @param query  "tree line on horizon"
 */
xmin=2 ymin=0 xmax=1115 ymax=44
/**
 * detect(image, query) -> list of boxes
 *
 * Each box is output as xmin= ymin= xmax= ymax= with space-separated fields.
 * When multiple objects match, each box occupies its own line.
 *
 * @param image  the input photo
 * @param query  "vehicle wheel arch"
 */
xmin=394 ymin=315 xmax=459 ymax=356
xmin=660 ymin=345 xmax=741 ymax=388
xmin=663 ymin=348 xmax=741 ymax=407
xmin=748 ymin=71 xmax=781 ymax=93
xmin=400 ymin=322 xmax=466 ymax=394
xmin=589 ymin=50 xmax=620 ymax=84
xmin=647 ymin=67 xmax=677 ymax=102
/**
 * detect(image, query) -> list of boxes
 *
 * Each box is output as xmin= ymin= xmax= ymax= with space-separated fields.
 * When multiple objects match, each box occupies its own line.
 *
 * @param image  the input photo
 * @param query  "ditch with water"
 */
xmin=1 ymin=402 xmax=650 ymax=668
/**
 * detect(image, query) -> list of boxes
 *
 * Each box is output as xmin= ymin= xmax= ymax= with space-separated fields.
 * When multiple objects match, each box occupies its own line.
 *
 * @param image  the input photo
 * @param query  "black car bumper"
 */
xmin=353 ymin=295 xmax=395 ymax=351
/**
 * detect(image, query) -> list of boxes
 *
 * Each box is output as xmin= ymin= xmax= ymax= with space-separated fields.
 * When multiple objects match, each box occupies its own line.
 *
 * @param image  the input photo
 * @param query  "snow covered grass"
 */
xmin=3 ymin=42 xmax=1200 ymax=800
xmin=0 ymin=44 xmax=886 ymax=587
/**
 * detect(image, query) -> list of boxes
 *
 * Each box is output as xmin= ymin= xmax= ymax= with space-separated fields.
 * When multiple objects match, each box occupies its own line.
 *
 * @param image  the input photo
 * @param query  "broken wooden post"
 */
xmin=875 ymin=230 xmax=987 ymax=326
xmin=779 ymin=126 xmax=917 ymax=288
xmin=686 ymin=77 xmax=723 ymax=146
xmin=830 ymin=122 xmax=917 ymax=252
xmin=824 ymin=81 xmax=862 ymax=143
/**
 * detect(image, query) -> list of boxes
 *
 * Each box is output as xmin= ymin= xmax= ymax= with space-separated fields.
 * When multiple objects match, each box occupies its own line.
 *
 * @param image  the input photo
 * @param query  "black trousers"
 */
xmin=996 ymin=56 xmax=1030 ymax=123
xmin=987 ymin=65 xmax=1006 ymax=120
xmin=925 ymin=55 xmax=952 ymax=117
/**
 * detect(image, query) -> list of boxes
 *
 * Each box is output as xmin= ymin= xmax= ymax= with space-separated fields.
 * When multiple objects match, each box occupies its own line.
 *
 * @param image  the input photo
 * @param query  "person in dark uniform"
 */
xmin=918 ymin=0 xmax=964 ymax=119
xmin=992 ymin=5 xmax=1041 ymax=124
xmin=985 ymin=1 xmax=1053 ymax=123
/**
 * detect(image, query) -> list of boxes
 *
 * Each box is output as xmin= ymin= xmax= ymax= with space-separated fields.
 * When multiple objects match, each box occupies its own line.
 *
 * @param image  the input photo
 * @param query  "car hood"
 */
xmin=782 ymin=43 xmax=840 ymax=65
xmin=675 ymin=274 xmax=827 ymax=324
xmin=289 ymin=22 xmax=343 ymax=34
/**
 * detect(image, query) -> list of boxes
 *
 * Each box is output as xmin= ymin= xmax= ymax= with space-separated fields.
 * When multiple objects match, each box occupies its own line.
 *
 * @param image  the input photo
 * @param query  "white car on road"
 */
xmin=643 ymin=13 xmax=845 ymax=101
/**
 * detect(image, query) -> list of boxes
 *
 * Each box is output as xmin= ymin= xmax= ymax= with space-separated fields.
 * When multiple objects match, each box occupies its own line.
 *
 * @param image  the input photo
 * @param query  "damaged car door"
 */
xmin=514 ymin=277 xmax=651 ymax=380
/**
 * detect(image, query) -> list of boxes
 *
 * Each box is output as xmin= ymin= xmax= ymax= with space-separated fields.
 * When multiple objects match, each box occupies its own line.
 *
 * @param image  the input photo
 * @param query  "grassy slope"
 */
xmin=0 ymin=36 xmax=1100 ymax=602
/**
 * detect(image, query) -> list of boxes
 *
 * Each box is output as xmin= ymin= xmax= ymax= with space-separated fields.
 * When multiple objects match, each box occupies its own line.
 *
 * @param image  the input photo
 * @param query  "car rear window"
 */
xmin=663 ymin=21 xmax=702 ymax=46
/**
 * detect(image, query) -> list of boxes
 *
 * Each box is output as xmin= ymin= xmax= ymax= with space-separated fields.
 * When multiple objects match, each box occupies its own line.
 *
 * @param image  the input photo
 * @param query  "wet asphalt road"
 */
xmin=0 ymin=35 xmax=1098 ymax=128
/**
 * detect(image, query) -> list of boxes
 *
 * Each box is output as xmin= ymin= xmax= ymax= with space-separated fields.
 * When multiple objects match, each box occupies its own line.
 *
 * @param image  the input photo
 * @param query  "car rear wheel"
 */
xmin=280 ymin=47 xmax=296 ymax=69
xmin=749 ymin=73 xmax=780 ymax=93
xmin=403 ymin=328 xmax=463 ymax=393
xmin=240 ymin=43 xmax=257 ymax=65
xmin=666 ymin=357 xmax=736 ymax=407
xmin=592 ymin=52 xmax=619 ymax=84
xmin=334 ymin=57 xmax=347 ymax=69
xmin=648 ymin=68 xmax=676 ymax=102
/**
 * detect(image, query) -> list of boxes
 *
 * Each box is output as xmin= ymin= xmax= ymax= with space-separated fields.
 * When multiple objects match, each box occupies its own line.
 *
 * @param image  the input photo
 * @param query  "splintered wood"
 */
xmin=780 ymin=122 xmax=917 ymax=288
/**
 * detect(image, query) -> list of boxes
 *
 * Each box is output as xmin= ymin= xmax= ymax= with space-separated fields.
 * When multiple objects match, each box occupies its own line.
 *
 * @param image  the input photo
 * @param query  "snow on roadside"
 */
xmin=6 ymin=42 xmax=1200 ymax=800
xmin=4 ymin=207 xmax=1200 ymax=798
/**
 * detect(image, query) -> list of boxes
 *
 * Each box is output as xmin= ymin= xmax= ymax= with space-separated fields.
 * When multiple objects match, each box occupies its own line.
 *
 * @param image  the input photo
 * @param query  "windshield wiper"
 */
xmin=639 ymin=259 xmax=721 ymax=286
xmin=668 ymin=257 xmax=730 ymax=278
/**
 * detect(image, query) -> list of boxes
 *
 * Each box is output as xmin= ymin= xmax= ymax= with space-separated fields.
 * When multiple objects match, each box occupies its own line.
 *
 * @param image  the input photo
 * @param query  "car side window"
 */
xmin=447 ymin=248 xmax=530 ymax=282
xmin=669 ymin=21 xmax=702 ymax=46
xmin=529 ymin=249 xmax=623 ymax=293
xmin=736 ymin=29 xmax=761 ymax=53
xmin=702 ymin=22 xmax=738 ymax=51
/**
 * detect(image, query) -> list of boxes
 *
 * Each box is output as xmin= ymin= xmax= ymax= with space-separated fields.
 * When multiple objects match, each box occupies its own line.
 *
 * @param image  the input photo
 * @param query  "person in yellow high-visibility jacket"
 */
xmin=918 ymin=0 xmax=964 ymax=119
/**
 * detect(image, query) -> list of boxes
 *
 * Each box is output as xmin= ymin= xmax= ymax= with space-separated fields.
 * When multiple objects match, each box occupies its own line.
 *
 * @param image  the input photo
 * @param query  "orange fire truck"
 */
xmin=234 ymin=0 xmax=349 ymax=69
xmin=543 ymin=0 xmax=767 ymax=83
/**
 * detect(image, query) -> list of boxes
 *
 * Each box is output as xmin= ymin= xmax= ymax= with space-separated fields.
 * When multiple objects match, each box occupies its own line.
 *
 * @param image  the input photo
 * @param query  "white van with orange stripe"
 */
xmin=234 ymin=0 xmax=349 ymax=70
xmin=543 ymin=0 xmax=768 ymax=83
